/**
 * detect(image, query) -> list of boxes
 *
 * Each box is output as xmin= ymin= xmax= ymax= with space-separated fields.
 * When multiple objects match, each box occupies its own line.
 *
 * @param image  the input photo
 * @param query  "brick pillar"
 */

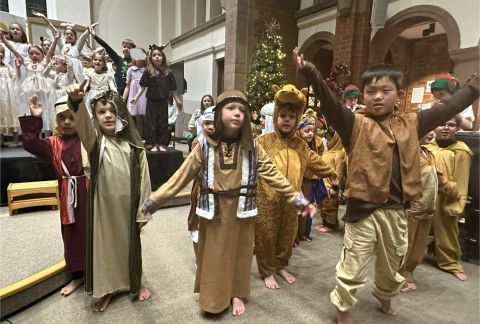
xmin=223 ymin=0 xmax=300 ymax=92
xmin=333 ymin=0 xmax=372 ymax=86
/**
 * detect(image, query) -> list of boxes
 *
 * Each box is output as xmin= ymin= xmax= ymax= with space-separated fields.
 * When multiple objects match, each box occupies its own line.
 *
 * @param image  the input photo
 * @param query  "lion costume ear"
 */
xmin=301 ymin=88 xmax=309 ymax=97
xmin=272 ymin=85 xmax=281 ymax=93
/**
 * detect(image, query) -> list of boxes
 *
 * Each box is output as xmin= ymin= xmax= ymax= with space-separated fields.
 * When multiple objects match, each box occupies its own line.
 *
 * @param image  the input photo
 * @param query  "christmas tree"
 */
xmin=246 ymin=19 xmax=287 ymax=112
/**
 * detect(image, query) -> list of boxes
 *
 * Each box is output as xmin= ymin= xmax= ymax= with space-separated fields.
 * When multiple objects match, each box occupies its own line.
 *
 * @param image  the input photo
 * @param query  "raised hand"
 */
xmin=293 ymin=47 xmax=305 ymax=69
xmin=53 ymin=31 xmax=61 ymax=39
xmin=88 ymin=22 xmax=99 ymax=35
xmin=31 ymin=10 xmax=47 ymax=19
xmin=29 ymin=95 xmax=43 ymax=117
xmin=66 ymin=79 xmax=88 ymax=102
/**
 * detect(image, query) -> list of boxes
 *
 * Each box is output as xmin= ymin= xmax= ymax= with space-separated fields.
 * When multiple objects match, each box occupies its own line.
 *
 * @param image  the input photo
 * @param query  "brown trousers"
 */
xmin=433 ymin=209 xmax=464 ymax=273
xmin=321 ymin=196 xmax=339 ymax=227
xmin=400 ymin=216 xmax=433 ymax=283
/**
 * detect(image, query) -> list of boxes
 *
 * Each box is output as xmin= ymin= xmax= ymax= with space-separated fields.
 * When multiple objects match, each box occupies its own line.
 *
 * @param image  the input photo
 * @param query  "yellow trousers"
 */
xmin=330 ymin=206 xmax=407 ymax=312
xmin=400 ymin=216 xmax=433 ymax=283
xmin=433 ymin=209 xmax=463 ymax=273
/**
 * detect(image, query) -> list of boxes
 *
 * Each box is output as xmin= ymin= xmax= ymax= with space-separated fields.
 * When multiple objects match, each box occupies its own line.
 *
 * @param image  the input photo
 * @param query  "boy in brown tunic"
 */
xmin=294 ymin=48 xmax=479 ymax=324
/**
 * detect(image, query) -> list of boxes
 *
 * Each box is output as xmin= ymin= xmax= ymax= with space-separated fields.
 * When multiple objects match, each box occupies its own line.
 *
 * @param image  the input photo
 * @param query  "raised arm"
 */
xmin=417 ymin=75 xmax=479 ymax=137
xmin=0 ymin=33 xmax=24 ymax=65
xmin=140 ymin=144 xmax=203 ymax=214
xmin=18 ymin=96 xmax=54 ymax=161
xmin=66 ymin=80 xmax=97 ymax=152
xmin=89 ymin=24 xmax=123 ymax=67
xmin=31 ymin=10 xmax=59 ymax=34
xmin=46 ymin=31 xmax=61 ymax=62
xmin=293 ymin=48 xmax=354 ymax=146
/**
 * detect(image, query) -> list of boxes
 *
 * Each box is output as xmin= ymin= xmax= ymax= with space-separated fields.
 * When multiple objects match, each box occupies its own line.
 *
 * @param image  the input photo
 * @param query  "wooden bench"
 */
xmin=7 ymin=181 xmax=59 ymax=216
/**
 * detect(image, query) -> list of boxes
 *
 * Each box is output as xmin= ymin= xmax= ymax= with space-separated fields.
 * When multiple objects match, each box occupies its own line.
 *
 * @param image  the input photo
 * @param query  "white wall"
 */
xmin=385 ymin=0 xmax=479 ymax=49
xmin=170 ymin=22 xmax=225 ymax=114
xmin=91 ymin=0 xmax=160 ymax=54
xmin=300 ymin=0 xmax=315 ymax=10
xmin=47 ymin=0 xmax=90 ymax=27
xmin=297 ymin=7 xmax=337 ymax=47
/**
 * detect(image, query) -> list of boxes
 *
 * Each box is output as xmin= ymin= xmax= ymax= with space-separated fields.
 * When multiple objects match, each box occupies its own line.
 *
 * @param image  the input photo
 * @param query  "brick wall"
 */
xmin=389 ymin=34 xmax=453 ymax=111
xmin=332 ymin=0 xmax=372 ymax=86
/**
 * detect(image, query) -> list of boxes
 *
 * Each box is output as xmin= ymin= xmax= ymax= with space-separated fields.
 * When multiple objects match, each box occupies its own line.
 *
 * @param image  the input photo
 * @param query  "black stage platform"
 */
xmin=1 ymin=147 xmax=184 ymax=206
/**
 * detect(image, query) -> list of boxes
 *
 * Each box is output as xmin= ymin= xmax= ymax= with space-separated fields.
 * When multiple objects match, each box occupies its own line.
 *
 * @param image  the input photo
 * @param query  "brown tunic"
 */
xmin=149 ymin=138 xmax=301 ymax=313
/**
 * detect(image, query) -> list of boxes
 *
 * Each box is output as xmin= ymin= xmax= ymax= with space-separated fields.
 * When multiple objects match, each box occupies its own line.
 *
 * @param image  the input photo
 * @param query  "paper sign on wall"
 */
xmin=411 ymin=87 xmax=425 ymax=104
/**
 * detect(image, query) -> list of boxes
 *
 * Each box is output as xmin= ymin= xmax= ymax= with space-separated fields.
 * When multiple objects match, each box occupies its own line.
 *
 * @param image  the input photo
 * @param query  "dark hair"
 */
xmin=122 ymin=39 xmax=136 ymax=48
xmin=200 ymin=94 xmax=214 ymax=111
xmin=360 ymin=64 xmax=403 ymax=91
xmin=8 ymin=22 xmax=28 ymax=43
xmin=452 ymin=114 xmax=462 ymax=127
xmin=92 ymin=98 xmax=116 ymax=115
xmin=276 ymin=103 xmax=298 ymax=114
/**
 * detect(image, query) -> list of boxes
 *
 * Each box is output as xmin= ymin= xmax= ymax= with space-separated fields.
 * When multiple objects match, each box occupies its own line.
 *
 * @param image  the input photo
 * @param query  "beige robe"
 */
xmin=72 ymin=100 xmax=151 ymax=298
xmin=149 ymin=138 xmax=301 ymax=313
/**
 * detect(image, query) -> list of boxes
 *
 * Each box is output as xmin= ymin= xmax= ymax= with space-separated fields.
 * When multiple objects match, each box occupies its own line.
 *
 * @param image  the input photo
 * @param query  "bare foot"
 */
xmin=263 ymin=275 xmax=280 ymax=289
xmin=92 ymin=293 xmax=113 ymax=312
xmin=231 ymin=297 xmax=246 ymax=316
xmin=158 ymin=145 xmax=167 ymax=152
xmin=315 ymin=225 xmax=333 ymax=233
xmin=408 ymin=282 xmax=417 ymax=291
xmin=400 ymin=283 xmax=410 ymax=293
xmin=374 ymin=296 xmax=397 ymax=316
xmin=453 ymin=272 xmax=468 ymax=281
xmin=278 ymin=269 xmax=296 ymax=284
xmin=138 ymin=285 xmax=151 ymax=301
xmin=336 ymin=308 xmax=353 ymax=324
xmin=60 ymin=278 xmax=83 ymax=296
xmin=150 ymin=145 xmax=159 ymax=152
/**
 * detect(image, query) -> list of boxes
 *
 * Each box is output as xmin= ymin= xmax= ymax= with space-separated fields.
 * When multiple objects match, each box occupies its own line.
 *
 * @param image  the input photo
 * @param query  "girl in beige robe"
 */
xmin=140 ymin=90 xmax=316 ymax=316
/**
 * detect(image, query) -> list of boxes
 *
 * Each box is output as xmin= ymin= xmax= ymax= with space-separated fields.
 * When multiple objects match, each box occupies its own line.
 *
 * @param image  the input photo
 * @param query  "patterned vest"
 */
xmin=196 ymin=139 xmax=257 ymax=219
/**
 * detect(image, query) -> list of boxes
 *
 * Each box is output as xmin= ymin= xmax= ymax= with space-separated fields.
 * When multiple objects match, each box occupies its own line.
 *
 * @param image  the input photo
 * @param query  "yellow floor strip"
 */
xmin=0 ymin=261 xmax=65 ymax=299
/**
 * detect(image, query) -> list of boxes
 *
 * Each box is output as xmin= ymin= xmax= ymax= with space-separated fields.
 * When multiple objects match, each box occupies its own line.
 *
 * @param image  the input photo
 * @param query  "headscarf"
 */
xmin=298 ymin=108 xmax=317 ymax=130
xmin=196 ymin=106 xmax=215 ymax=143
xmin=89 ymin=90 xmax=143 ymax=149
xmin=52 ymin=96 xmax=71 ymax=135
xmin=210 ymin=90 xmax=254 ymax=151
xmin=260 ymin=102 xmax=275 ymax=135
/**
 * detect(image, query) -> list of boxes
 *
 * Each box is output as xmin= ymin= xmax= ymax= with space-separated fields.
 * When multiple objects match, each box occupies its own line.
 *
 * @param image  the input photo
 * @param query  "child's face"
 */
xmin=434 ymin=118 xmax=459 ymax=140
xmin=9 ymin=24 xmax=23 ymax=42
xmin=122 ymin=44 xmax=132 ymax=58
xmin=41 ymin=41 xmax=51 ymax=54
xmin=432 ymin=89 xmax=450 ymax=102
xmin=420 ymin=130 xmax=435 ymax=145
xmin=260 ymin=115 xmax=265 ymax=127
xmin=64 ymin=30 xmax=76 ymax=44
xmin=81 ymin=56 xmax=92 ymax=68
xmin=221 ymin=102 xmax=245 ymax=134
xmin=94 ymin=101 xmax=117 ymax=136
xmin=203 ymin=120 xmax=215 ymax=135
xmin=28 ymin=48 xmax=44 ymax=63
xmin=299 ymin=124 xmax=314 ymax=142
xmin=56 ymin=110 xmax=76 ymax=135
xmin=345 ymin=96 xmax=358 ymax=107
xmin=92 ymin=55 xmax=105 ymax=72
xmin=277 ymin=107 xmax=297 ymax=134
xmin=202 ymin=96 xmax=213 ymax=109
xmin=151 ymin=50 xmax=163 ymax=67
xmin=363 ymin=77 xmax=399 ymax=116
xmin=54 ymin=59 xmax=67 ymax=73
